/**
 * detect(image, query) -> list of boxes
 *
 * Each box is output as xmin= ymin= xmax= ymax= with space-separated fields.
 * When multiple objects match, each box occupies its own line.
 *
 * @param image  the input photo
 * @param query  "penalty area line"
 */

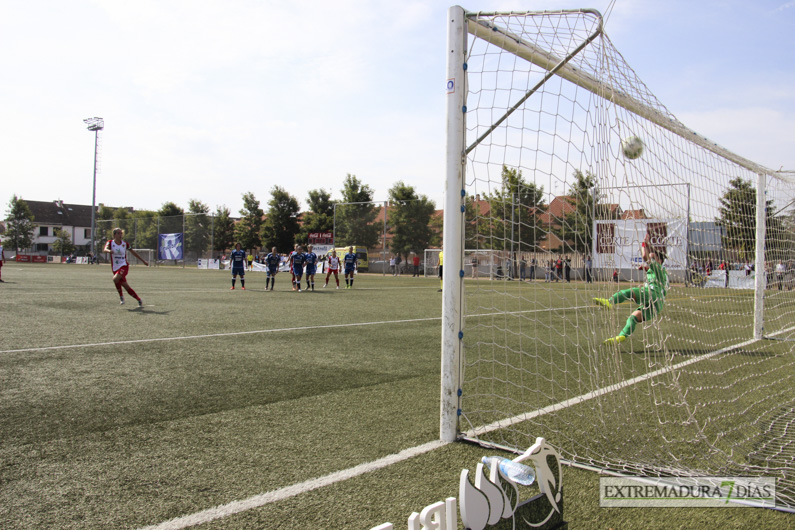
xmin=3 ymin=304 xmax=590 ymax=356
xmin=138 ymin=440 xmax=447 ymax=530
xmin=0 ymin=316 xmax=442 ymax=355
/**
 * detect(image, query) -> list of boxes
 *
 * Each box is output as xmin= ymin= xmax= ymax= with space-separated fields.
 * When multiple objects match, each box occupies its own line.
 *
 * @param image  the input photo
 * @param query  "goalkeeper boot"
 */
xmin=603 ymin=335 xmax=626 ymax=346
xmin=138 ymin=299 xmax=143 ymax=308
xmin=593 ymin=297 xmax=612 ymax=309
xmin=120 ymin=296 xmax=125 ymax=305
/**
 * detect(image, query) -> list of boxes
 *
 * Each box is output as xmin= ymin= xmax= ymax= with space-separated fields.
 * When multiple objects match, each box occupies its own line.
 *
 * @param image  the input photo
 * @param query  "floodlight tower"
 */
xmin=84 ymin=117 xmax=104 ymax=260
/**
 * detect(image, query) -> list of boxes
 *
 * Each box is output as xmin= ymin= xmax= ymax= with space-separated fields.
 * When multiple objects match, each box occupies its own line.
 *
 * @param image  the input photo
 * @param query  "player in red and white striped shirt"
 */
xmin=324 ymin=250 xmax=341 ymax=289
xmin=103 ymin=228 xmax=148 ymax=307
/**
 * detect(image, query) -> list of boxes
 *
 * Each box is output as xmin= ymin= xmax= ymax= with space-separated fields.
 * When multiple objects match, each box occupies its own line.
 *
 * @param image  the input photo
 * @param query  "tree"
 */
xmin=261 ymin=186 xmax=300 ymax=252
xmin=336 ymin=174 xmax=380 ymax=248
xmin=298 ymin=188 xmax=335 ymax=245
xmin=3 ymin=195 xmax=37 ymax=252
xmin=235 ymin=192 xmax=264 ymax=251
xmin=486 ymin=166 xmax=546 ymax=251
xmin=93 ymin=203 xmax=118 ymax=248
xmin=388 ymin=182 xmax=436 ymax=258
xmin=185 ymin=199 xmax=211 ymax=258
xmin=52 ymin=228 xmax=76 ymax=256
xmin=557 ymin=170 xmax=598 ymax=254
xmin=158 ymin=202 xmax=184 ymax=235
xmin=716 ymin=177 xmax=782 ymax=259
xmin=213 ymin=206 xmax=235 ymax=253
xmin=131 ymin=210 xmax=158 ymax=250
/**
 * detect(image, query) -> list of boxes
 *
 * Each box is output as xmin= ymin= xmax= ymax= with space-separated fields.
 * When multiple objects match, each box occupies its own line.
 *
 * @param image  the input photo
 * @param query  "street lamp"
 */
xmin=84 ymin=117 xmax=103 ymax=262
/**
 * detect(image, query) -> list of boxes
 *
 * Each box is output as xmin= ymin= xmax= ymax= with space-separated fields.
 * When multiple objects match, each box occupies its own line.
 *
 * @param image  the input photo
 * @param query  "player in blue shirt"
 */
xmin=229 ymin=242 xmax=247 ymax=290
xmin=343 ymin=246 xmax=358 ymax=289
xmin=304 ymin=245 xmax=319 ymax=291
xmin=291 ymin=245 xmax=306 ymax=292
xmin=264 ymin=246 xmax=280 ymax=291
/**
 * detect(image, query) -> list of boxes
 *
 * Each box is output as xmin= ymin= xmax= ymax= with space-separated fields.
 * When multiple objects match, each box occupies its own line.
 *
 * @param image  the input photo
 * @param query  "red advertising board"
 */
xmin=15 ymin=255 xmax=47 ymax=263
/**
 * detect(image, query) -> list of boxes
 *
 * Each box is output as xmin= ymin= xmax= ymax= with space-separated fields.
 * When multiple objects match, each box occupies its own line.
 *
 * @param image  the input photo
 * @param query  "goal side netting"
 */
xmin=130 ymin=249 xmax=154 ymax=266
xmin=442 ymin=6 xmax=795 ymax=510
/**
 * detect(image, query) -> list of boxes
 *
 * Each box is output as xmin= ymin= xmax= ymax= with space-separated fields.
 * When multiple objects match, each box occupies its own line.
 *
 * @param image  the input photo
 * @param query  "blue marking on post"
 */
xmin=458 ymin=388 xmax=463 ymax=397
xmin=460 ymin=205 xmax=465 ymax=213
xmin=458 ymin=331 xmax=464 ymax=340
xmin=462 ymin=105 xmax=467 ymax=113
xmin=459 ymin=270 xmax=464 ymax=277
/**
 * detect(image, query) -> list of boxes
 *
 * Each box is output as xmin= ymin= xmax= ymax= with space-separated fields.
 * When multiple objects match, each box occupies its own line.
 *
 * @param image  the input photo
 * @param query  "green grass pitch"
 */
xmin=0 ymin=264 xmax=791 ymax=529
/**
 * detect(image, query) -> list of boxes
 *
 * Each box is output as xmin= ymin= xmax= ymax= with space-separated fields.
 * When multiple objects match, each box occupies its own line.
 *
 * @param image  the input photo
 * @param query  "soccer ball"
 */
xmin=621 ymin=135 xmax=644 ymax=160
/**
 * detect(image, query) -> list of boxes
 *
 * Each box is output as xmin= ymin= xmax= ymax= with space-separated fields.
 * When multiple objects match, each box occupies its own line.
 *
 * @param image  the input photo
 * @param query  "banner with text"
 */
xmin=593 ymin=219 xmax=687 ymax=270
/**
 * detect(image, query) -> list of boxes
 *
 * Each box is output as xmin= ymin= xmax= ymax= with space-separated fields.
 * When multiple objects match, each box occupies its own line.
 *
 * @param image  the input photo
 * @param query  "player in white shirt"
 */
xmin=103 ymin=228 xmax=149 ymax=306
xmin=324 ymin=250 xmax=341 ymax=289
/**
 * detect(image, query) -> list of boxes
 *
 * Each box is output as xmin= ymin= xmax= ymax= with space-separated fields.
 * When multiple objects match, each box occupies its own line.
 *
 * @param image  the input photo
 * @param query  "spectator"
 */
xmin=613 ymin=269 xmax=619 ymax=283
xmin=389 ymin=256 xmax=396 ymax=275
xmin=529 ymin=257 xmax=536 ymax=282
xmin=471 ymin=255 xmax=479 ymax=278
xmin=564 ymin=255 xmax=571 ymax=282
xmin=584 ymin=254 xmax=593 ymax=283
xmin=519 ymin=255 xmax=527 ymax=281
xmin=555 ymin=256 xmax=563 ymax=282
xmin=412 ymin=253 xmax=420 ymax=277
xmin=395 ymin=254 xmax=402 ymax=275
xmin=545 ymin=259 xmax=552 ymax=282
xmin=775 ymin=260 xmax=786 ymax=290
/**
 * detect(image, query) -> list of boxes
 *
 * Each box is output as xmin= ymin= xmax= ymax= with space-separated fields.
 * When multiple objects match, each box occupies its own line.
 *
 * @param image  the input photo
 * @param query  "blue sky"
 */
xmin=1 ymin=0 xmax=793 ymax=214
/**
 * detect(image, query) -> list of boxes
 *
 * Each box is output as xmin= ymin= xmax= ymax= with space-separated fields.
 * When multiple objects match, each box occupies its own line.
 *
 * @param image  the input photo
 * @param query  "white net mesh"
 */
xmin=454 ymin=9 xmax=795 ymax=510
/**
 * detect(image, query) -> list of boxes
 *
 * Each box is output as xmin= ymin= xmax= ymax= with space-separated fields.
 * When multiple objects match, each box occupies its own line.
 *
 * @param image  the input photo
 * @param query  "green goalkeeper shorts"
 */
xmin=631 ymin=286 xmax=664 ymax=321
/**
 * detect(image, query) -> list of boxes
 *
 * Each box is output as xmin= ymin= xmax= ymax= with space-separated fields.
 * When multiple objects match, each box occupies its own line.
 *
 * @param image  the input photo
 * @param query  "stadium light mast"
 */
xmin=84 ymin=117 xmax=104 ymax=261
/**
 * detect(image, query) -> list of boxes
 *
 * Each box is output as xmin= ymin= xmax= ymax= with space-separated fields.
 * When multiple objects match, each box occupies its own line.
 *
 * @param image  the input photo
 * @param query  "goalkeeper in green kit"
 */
xmin=594 ymin=232 xmax=668 ymax=345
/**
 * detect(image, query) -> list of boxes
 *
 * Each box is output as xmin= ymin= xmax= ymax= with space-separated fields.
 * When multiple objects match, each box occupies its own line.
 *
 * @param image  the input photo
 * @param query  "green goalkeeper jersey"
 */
xmin=644 ymin=260 xmax=668 ymax=298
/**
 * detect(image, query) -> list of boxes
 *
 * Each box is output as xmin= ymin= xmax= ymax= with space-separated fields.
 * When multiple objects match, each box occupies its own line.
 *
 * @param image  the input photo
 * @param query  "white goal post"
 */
xmin=130 ymin=249 xmax=154 ymax=266
xmin=442 ymin=6 xmax=795 ymax=511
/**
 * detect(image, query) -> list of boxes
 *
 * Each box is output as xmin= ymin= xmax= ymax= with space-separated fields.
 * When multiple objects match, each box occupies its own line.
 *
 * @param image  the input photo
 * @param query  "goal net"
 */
xmin=130 ymin=249 xmax=154 ymax=266
xmin=442 ymin=7 xmax=795 ymax=510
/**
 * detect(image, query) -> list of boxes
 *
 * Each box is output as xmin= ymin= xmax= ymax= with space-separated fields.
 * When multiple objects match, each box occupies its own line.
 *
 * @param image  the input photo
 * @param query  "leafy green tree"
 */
xmin=131 ymin=210 xmax=158 ymax=249
xmin=158 ymin=202 xmax=184 ymax=235
xmin=716 ymin=177 xmax=782 ymax=259
xmin=212 ymin=206 xmax=235 ymax=253
xmin=388 ymin=182 xmax=436 ymax=258
xmin=297 ymin=188 xmax=335 ymax=245
xmin=185 ymin=199 xmax=211 ymax=258
xmin=557 ymin=170 xmax=599 ymax=254
xmin=3 ymin=195 xmax=37 ymax=252
xmin=52 ymin=228 xmax=76 ymax=256
xmin=261 ymin=187 xmax=300 ymax=252
xmin=113 ymin=207 xmax=134 ymax=239
xmin=336 ymin=174 xmax=380 ymax=248
xmin=93 ymin=204 xmax=118 ymax=247
xmin=486 ymin=166 xmax=546 ymax=251
xmin=235 ymin=192 xmax=264 ymax=251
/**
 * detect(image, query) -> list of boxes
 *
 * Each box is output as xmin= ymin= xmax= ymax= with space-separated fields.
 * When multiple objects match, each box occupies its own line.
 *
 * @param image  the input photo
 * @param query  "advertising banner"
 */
xmin=593 ymin=219 xmax=687 ymax=270
xmin=158 ymin=233 xmax=184 ymax=260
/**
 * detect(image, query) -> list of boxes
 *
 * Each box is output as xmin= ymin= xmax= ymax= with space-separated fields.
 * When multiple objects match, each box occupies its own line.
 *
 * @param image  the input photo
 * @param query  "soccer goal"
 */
xmin=442 ymin=6 xmax=795 ymax=510
xmin=130 ymin=249 xmax=154 ymax=266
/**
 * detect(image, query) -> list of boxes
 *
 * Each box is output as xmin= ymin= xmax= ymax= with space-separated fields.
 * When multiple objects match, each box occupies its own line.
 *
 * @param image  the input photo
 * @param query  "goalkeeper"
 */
xmin=594 ymin=232 xmax=668 ymax=345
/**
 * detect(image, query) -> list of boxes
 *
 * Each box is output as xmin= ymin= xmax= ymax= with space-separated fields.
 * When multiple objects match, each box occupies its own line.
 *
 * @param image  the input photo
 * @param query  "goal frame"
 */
xmin=440 ymin=5 xmax=782 ymax=444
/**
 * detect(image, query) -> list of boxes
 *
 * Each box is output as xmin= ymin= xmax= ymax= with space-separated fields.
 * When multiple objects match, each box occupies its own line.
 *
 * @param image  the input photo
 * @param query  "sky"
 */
xmin=1 ymin=0 xmax=794 ymax=215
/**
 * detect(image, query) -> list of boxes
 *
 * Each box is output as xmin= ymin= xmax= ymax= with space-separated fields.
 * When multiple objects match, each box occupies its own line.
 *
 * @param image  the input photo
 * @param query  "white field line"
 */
xmin=138 ymin=440 xmax=447 ymax=530
xmin=1 ymin=305 xmax=590 ymax=355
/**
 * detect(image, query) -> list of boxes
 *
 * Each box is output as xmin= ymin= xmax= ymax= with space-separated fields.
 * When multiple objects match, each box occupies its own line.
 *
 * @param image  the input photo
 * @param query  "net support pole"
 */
xmin=753 ymin=172 xmax=767 ymax=339
xmin=440 ymin=5 xmax=467 ymax=443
